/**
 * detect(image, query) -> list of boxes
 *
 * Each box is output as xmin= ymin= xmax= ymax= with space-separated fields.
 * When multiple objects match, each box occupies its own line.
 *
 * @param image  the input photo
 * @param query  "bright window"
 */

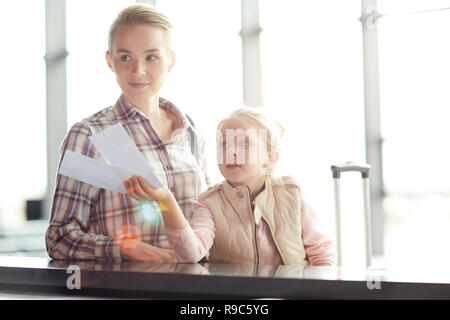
xmin=260 ymin=0 xmax=366 ymax=266
xmin=0 ymin=0 xmax=46 ymax=225
xmin=66 ymin=0 xmax=134 ymax=128
xmin=378 ymin=3 xmax=450 ymax=266
xmin=156 ymin=0 xmax=242 ymax=183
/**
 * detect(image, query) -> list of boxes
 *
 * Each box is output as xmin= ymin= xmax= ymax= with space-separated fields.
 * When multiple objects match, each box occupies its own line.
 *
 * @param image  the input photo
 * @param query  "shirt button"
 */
xmin=237 ymin=191 xmax=244 ymax=199
xmin=165 ymin=164 xmax=172 ymax=170
xmin=170 ymin=187 xmax=176 ymax=193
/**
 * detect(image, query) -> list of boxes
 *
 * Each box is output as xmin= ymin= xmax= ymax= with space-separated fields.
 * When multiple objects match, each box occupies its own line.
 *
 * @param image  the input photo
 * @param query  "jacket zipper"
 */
xmin=245 ymin=186 xmax=259 ymax=265
xmin=260 ymin=216 xmax=286 ymax=265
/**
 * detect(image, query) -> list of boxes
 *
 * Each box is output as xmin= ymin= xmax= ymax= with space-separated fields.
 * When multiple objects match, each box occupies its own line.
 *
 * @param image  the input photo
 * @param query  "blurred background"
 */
xmin=1 ymin=0 xmax=450 ymax=269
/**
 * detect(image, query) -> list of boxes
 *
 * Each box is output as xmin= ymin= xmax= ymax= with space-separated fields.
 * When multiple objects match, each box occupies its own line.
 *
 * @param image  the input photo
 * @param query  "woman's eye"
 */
xmin=146 ymin=55 xmax=156 ymax=61
xmin=120 ymin=55 xmax=131 ymax=62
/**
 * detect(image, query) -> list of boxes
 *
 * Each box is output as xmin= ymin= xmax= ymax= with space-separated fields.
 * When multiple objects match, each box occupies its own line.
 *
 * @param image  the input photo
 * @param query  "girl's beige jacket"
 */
xmin=198 ymin=175 xmax=307 ymax=265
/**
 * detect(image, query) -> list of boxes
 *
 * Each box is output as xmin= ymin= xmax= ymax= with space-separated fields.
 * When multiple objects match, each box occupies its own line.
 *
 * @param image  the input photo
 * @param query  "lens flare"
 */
xmin=138 ymin=200 xmax=162 ymax=224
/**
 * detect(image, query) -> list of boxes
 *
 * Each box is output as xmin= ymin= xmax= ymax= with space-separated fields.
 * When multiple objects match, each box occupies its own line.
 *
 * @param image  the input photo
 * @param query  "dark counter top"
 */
xmin=0 ymin=256 xmax=449 ymax=299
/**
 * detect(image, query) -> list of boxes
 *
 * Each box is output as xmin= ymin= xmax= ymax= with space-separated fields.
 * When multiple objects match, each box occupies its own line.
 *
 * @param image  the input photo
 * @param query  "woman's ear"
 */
xmin=105 ymin=51 xmax=114 ymax=72
xmin=167 ymin=51 xmax=176 ymax=73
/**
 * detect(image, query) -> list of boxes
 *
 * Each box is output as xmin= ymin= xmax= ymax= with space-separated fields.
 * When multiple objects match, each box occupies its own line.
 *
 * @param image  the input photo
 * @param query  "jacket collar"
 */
xmin=222 ymin=177 xmax=274 ymax=224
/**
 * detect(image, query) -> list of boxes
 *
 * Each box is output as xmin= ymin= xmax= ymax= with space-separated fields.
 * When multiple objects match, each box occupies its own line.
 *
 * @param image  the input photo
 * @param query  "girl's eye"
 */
xmin=120 ymin=55 xmax=131 ymax=62
xmin=146 ymin=55 xmax=157 ymax=61
xmin=238 ymin=141 xmax=249 ymax=147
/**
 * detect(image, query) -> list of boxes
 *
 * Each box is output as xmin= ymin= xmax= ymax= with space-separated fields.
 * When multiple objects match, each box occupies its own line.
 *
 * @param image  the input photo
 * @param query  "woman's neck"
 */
xmin=124 ymin=94 xmax=161 ymax=120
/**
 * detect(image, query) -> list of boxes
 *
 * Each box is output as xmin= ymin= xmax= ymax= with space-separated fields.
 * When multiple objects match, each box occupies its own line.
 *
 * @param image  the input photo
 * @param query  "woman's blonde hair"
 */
xmin=218 ymin=107 xmax=285 ymax=153
xmin=108 ymin=3 xmax=173 ymax=53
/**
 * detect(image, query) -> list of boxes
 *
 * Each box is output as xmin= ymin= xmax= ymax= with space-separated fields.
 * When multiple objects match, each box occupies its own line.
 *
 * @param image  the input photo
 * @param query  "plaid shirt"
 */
xmin=45 ymin=95 xmax=210 ymax=260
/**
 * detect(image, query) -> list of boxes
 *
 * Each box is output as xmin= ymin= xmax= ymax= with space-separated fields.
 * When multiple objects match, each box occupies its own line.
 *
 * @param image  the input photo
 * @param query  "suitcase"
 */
xmin=331 ymin=162 xmax=372 ymax=267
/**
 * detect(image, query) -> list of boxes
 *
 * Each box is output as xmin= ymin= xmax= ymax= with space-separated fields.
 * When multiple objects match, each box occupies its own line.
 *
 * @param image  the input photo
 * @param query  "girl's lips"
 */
xmin=129 ymin=83 xmax=150 ymax=89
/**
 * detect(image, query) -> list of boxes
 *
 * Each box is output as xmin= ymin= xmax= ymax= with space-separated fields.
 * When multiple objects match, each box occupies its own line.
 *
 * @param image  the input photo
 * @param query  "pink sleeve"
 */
xmin=301 ymin=198 xmax=337 ymax=266
xmin=165 ymin=201 xmax=215 ymax=263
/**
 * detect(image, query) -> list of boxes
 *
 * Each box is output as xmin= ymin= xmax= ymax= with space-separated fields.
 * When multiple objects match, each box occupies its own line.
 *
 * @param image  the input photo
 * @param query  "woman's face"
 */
xmin=106 ymin=24 xmax=175 ymax=102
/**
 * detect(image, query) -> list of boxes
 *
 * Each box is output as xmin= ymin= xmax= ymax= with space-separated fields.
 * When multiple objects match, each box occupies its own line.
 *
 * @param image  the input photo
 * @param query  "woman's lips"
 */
xmin=129 ymin=82 xmax=150 ymax=89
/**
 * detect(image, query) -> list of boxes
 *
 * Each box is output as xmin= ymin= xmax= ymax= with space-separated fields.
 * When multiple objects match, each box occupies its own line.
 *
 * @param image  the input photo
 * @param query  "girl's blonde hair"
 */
xmin=218 ymin=107 xmax=285 ymax=153
xmin=108 ymin=4 xmax=173 ymax=53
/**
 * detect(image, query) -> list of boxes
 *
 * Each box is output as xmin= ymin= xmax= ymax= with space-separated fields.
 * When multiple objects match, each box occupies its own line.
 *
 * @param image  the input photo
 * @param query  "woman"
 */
xmin=45 ymin=4 xmax=209 ymax=261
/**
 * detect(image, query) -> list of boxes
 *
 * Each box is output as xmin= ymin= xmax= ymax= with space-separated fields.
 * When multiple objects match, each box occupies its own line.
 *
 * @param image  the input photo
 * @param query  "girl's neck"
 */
xmin=229 ymin=175 xmax=266 ymax=199
xmin=124 ymin=94 xmax=160 ymax=120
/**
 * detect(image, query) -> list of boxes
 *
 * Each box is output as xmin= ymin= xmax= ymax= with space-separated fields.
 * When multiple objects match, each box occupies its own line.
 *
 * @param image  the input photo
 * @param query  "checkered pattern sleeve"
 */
xmin=45 ymin=121 xmax=123 ymax=260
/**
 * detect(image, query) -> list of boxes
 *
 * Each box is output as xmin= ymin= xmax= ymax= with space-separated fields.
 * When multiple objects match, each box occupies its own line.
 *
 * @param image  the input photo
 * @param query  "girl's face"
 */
xmin=217 ymin=116 xmax=273 ymax=187
xmin=106 ymin=24 xmax=175 ymax=102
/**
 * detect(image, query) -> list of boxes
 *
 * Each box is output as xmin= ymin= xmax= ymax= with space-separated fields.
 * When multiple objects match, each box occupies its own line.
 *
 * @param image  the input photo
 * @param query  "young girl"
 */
xmin=124 ymin=108 xmax=336 ymax=265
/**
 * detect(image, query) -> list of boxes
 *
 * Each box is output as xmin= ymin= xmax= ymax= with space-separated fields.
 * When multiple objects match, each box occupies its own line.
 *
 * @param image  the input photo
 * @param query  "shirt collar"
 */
xmin=113 ymin=95 xmax=139 ymax=120
xmin=112 ymin=95 xmax=190 ymax=131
